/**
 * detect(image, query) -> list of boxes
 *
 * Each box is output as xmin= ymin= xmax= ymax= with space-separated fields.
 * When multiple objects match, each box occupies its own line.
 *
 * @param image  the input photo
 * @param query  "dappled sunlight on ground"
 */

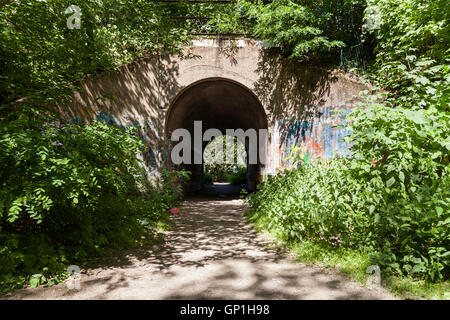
xmin=4 ymin=197 xmax=397 ymax=300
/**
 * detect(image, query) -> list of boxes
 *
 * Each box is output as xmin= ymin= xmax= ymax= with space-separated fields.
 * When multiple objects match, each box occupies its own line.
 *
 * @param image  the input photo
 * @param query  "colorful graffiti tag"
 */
xmin=280 ymin=105 xmax=355 ymax=168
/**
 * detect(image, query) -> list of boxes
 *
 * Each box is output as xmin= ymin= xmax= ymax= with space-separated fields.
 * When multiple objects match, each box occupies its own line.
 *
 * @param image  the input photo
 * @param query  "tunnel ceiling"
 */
xmin=166 ymin=79 xmax=267 ymax=134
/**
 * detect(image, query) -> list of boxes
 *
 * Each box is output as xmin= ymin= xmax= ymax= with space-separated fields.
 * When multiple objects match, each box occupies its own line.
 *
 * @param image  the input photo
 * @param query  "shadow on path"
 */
xmin=3 ymin=197 xmax=397 ymax=300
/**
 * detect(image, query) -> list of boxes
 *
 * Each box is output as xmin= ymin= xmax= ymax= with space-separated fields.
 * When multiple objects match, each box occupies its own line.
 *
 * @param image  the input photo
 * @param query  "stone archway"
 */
xmin=166 ymin=77 xmax=268 ymax=193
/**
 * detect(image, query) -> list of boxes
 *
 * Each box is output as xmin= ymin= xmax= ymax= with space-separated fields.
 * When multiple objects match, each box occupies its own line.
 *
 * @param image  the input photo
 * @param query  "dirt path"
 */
xmin=4 ymin=196 xmax=397 ymax=300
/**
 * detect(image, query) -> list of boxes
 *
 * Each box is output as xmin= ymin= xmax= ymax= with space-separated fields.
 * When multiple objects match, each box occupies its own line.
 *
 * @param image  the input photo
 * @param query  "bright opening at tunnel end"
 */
xmin=171 ymin=121 xmax=267 ymax=165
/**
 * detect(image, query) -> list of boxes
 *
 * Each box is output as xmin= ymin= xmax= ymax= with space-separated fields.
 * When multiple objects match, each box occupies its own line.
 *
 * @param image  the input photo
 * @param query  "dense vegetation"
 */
xmin=0 ymin=0 xmax=190 ymax=292
xmin=247 ymin=0 xmax=449 ymax=285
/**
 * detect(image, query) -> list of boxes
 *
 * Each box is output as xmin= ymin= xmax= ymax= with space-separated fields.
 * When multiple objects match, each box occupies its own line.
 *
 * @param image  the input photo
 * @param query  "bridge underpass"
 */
xmin=165 ymin=78 xmax=268 ymax=195
xmin=66 ymin=39 xmax=369 ymax=182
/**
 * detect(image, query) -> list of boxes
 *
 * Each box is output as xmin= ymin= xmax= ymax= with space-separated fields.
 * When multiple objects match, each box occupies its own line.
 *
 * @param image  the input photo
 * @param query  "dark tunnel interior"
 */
xmin=166 ymin=78 xmax=268 ymax=196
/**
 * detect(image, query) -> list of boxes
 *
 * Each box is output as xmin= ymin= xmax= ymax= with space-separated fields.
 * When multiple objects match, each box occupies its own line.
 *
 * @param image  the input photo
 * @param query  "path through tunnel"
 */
xmin=166 ymin=78 xmax=268 ymax=196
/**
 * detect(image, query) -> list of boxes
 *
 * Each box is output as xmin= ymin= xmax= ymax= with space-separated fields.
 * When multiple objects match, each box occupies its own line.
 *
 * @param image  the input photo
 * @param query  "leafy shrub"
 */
xmin=246 ymin=0 xmax=344 ymax=60
xmin=248 ymin=90 xmax=450 ymax=283
xmin=161 ymin=167 xmax=191 ymax=200
xmin=204 ymin=163 xmax=246 ymax=183
xmin=226 ymin=167 xmax=247 ymax=185
xmin=0 ymin=118 xmax=144 ymax=222
xmin=0 ymin=116 xmax=183 ymax=292
xmin=247 ymin=0 xmax=450 ymax=284
xmin=248 ymin=157 xmax=449 ymax=282
xmin=366 ymin=0 xmax=449 ymax=110
xmin=203 ymin=172 xmax=213 ymax=185
xmin=248 ymin=104 xmax=450 ymax=282
xmin=0 ymin=0 xmax=189 ymax=105
xmin=205 ymin=164 xmax=228 ymax=182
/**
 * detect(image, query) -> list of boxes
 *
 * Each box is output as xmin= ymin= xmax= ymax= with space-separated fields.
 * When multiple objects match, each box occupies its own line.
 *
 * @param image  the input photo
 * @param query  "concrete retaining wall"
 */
xmin=65 ymin=38 xmax=369 ymax=180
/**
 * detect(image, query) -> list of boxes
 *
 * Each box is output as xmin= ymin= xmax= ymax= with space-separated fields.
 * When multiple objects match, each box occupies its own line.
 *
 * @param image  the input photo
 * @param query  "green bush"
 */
xmin=248 ymin=100 xmax=450 ymax=283
xmin=204 ymin=163 xmax=246 ymax=183
xmin=245 ymin=0 xmax=350 ymax=60
xmin=204 ymin=163 xmax=231 ymax=182
xmin=248 ymin=145 xmax=449 ymax=282
xmin=226 ymin=167 xmax=247 ymax=185
xmin=0 ymin=0 xmax=189 ymax=105
xmin=0 ymin=119 xmax=144 ymax=221
xmin=203 ymin=172 xmax=213 ymax=185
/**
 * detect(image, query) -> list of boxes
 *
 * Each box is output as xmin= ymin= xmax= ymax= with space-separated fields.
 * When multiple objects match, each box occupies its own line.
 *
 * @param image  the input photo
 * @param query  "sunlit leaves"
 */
xmin=244 ymin=0 xmax=359 ymax=60
xmin=0 ymin=0 xmax=190 ymax=105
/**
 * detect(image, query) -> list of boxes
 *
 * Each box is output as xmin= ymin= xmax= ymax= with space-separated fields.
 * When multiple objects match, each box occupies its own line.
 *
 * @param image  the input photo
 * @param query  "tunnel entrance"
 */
xmin=165 ymin=78 xmax=268 ymax=196
xmin=201 ymin=135 xmax=247 ymax=197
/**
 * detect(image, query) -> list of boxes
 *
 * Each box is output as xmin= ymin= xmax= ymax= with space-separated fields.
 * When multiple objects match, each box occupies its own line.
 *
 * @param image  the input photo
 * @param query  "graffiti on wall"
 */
xmin=279 ymin=105 xmax=355 ymax=169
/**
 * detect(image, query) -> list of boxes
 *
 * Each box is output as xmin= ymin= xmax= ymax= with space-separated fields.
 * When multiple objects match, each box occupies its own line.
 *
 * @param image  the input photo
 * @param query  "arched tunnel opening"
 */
xmin=165 ymin=78 xmax=268 ymax=197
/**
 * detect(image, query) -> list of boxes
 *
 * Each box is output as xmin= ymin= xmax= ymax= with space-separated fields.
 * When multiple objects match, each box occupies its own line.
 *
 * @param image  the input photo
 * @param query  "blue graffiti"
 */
xmin=146 ymin=149 xmax=157 ymax=166
xmin=286 ymin=121 xmax=311 ymax=138
xmin=321 ymin=125 xmax=334 ymax=159
xmin=69 ymin=116 xmax=81 ymax=124
xmin=96 ymin=112 xmax=121 ymax=126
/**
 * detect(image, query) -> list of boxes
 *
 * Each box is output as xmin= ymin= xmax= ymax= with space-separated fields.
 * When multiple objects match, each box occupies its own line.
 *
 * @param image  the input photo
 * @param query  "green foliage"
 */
xmin=226 ymin=167 xmax=247 ymax=186
xmin=245 ymin=0 xmax=342 ymax=59
xmin=0 ymin=0 xmax=190 ymax=106
xmin=181 ymin=0 xmax=367 ymax=61
xmin=204 ymin=135 xmax=246 ymax=183
xmin=205 ymin=163 xmax=247 ymax=184
xmin=248 ymin=210 xmax=450 ymax=299
xmin=248 ymin=158 xmax=449 ymax=282
xmin=0 ymin=1 xmax=196 ymax=292
xmin=234 ymin=0 xmax=366 ymax=61
xmin=161 ymin=166 xmax=191 ymax=200
xmin=365 ymin=0 xmax=449 ymax=107
xmin=204 ymin=164 xmax=230 ymax=183
xmin=0 ymin=117 xmax=144 ymax=223
xmin=0 ymin=0 xmax=194 ymax=292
